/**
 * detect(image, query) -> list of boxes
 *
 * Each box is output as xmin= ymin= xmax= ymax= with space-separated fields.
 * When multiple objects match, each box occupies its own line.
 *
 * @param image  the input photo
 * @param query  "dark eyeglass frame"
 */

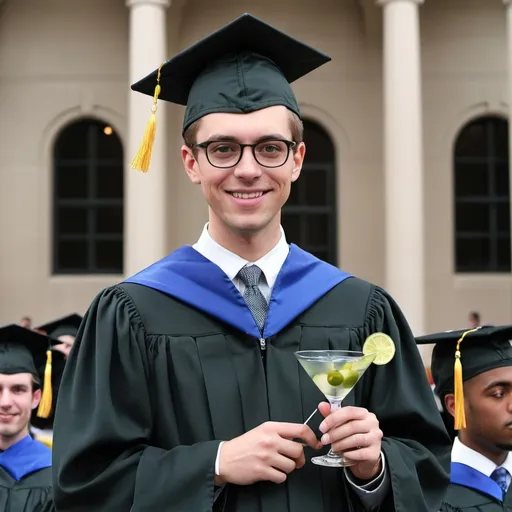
xmin=190 ymin=139 xmax=297 ymax=169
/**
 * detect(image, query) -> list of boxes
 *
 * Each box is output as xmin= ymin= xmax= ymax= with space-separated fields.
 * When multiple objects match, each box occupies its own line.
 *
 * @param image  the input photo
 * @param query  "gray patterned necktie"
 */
xmin=238 ymin=265 xmax=268 ymax=332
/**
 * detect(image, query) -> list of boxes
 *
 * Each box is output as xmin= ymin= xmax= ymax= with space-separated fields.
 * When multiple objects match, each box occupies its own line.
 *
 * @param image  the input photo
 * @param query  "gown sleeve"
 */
xmin=361 ymin=286 xmax=452 ymax=512
xmin=51 ymin=286 xmax=222 ymax=511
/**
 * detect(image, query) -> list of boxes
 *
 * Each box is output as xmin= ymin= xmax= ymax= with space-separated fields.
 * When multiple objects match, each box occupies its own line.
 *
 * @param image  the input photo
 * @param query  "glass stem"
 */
xmin=327 ymin=399 xmax=344 ymax=457
xmin=330 ymin=399 xmax=343 ymax=413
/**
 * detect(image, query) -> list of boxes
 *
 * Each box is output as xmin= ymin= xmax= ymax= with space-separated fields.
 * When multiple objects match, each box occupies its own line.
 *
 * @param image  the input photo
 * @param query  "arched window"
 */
xmin=454 ymin=115 xmax=510 ymax=272
xmin=53 ymin=118 xmax=124 ymax=274
xmin=282 ymin=119 xmax=337 ymax=264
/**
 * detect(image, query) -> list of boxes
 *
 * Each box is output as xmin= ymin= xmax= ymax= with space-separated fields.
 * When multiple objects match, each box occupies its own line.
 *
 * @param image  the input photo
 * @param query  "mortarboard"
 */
xmin=129 ymin=13 xmax=331 ymax=172
xmin=35 ymin=313 xmax=83 ymax=340
xmin=416 ymin=325 xmax=512 ymax=430
xmin=0 ymin=324 xmax=64 ymax=419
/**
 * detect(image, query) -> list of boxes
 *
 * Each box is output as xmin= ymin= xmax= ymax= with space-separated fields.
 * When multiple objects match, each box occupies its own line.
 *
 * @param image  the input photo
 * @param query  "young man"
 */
xmin=0 ymin=324 xmax=62 ymax=512
xmin=52 ymin=14 xmax=451 ymax=512
xmin=417 ymin=326 xmax=512 ymax=511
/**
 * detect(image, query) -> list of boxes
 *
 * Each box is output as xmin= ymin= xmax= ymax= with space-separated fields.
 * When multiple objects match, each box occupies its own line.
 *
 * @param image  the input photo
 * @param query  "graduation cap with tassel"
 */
xmin=0 ymin=324 xmax=64 ymax=419
xmin=129 ymin=13 xmax=331 ymax=173
xmin=416 ymin=325 xmax=512 ymax=430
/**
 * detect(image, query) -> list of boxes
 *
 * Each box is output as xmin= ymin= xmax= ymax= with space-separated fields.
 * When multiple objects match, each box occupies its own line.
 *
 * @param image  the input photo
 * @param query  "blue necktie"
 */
xmin=491 ymin=466 xmax=509 ymax=495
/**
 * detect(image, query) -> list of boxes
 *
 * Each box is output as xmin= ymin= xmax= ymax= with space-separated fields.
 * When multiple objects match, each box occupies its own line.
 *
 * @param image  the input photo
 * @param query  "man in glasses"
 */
xmin=52 ymin=14 xmax=451 ymax=512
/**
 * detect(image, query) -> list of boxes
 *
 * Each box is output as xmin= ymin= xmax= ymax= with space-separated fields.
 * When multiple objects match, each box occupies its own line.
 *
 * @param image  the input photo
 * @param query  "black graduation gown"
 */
xmin=0 ymin=467 xmax=53 ymax=512
xmin=440 ymin=463 xmax=512 ymax=511
xmin=52 ymin=244 xmax=451 ymax=511
xmin=0 ymin=436 xmax=54 ymax=512
xmin=440 ymin=483 xmax=512 ymax=511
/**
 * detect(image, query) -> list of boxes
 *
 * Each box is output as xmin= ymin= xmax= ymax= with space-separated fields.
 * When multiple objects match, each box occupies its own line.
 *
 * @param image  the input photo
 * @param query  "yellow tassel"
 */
xmin=453 ymin=351 xmax=465 ymax=430
xmin=35 ymin=435 xmax=53 ymax=449
xmin=37 ymin=350 xmax=52 ymax=419
xmin=453 ymin=327 xmax=480 ymax=430
xmin=130 ymin=64 xmax=164 ymax=173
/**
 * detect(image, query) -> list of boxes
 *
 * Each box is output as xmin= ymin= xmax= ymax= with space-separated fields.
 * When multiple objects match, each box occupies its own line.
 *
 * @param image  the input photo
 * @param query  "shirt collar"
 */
xmin=192 ymin=223 xmax=289 ymax=288
xmin=452 ymin=436 xmax=512 ymax=477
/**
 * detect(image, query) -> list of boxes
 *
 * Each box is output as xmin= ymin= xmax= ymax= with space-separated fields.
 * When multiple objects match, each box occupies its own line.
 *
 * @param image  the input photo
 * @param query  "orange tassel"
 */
xmin=130 ymin=64 xmax=164 ymax=173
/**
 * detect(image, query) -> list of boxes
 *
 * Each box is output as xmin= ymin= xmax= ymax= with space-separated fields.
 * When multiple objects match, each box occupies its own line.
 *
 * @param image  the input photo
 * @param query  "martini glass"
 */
xmin=295 ymin=350 xmax=376 ymax=468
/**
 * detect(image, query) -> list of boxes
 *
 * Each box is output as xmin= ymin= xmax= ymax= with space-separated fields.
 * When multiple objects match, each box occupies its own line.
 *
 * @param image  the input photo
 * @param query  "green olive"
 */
xmin=327 ymin=370 xmax=344 ymax=387
xmin=340 ymin=369 xmax=359 ymax=388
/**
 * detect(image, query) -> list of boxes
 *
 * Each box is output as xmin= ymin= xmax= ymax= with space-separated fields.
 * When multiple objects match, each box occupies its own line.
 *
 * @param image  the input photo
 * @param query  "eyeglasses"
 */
xmin=191 ymin=139 xmax=297 ymax=169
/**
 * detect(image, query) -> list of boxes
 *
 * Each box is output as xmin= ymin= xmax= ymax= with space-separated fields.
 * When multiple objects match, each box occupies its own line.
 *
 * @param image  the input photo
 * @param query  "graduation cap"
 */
xmin=129 ymin=13 xmax=331 ymax=172
xmin=0 ymin=324 xmax=63 ymax=419
xmin=416 ymin=325 xmax=512 ymax=430
xmin=35 ymin=313 xmax=82 ymax=340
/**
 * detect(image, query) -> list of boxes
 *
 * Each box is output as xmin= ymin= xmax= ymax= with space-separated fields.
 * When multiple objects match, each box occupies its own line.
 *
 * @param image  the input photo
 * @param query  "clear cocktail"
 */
xmin=295 ymin=350 xmax=376 ymax=468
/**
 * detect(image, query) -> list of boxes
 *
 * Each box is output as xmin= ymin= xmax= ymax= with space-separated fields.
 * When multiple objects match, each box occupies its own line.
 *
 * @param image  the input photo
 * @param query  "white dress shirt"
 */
xmin=193 ymin=223 xmax=289 ymax=303
xmin=452 ymin=436 xmax=512 ymax=491
xmin=193 ymin=223 xmax=389 ymax=509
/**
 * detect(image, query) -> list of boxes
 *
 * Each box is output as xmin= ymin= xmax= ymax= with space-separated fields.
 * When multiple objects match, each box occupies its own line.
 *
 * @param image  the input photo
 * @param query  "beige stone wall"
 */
xmin=422 ymin=0 xmax=511 ymax=334
xmin=0 ymin=0 xmax=511 ymax=351
xmin=0 ymin=0 xmax=129 ymax=324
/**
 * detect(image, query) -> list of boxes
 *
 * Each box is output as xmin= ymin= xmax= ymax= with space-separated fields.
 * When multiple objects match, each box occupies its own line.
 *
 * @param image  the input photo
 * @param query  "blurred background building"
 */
xmin=1 ymin=0 xmax=511 ymax=366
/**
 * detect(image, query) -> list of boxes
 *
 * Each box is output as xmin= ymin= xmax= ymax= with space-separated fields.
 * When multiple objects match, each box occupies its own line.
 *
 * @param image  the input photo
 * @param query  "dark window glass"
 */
xmin=53 ymin=118 xmax=124 ymax=274
xmin=282 ymin=120 xmax=337 ymax=265
xmin=454 ymin=116 xmax=510 ymax=272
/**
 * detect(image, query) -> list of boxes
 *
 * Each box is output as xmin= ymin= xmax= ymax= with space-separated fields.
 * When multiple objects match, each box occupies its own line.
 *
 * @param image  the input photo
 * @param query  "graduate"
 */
xmin=36 ymin=313 xmax=83 ymax=360
xmin=52 ymin=13 xmax=451 ymax=512
xmin=0 ymin=324 xmax=62 ymax=512
xmin=417 ymin=326 xmax=512 ymax=511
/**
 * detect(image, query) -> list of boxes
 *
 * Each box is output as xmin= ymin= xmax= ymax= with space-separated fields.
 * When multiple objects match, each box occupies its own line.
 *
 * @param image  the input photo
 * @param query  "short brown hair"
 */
xmin=183 ymin=110 xmax=304 ymax=146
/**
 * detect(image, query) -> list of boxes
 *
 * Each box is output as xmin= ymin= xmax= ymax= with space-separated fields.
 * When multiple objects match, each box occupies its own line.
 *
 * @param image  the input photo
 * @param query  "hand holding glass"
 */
xmin=295 ymin=350 xmax=376 ymax=468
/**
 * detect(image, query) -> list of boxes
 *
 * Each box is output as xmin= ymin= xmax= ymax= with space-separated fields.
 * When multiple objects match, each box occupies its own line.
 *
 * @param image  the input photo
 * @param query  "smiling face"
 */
xmin=0 ymin=373 xmax=41 ymax=448
xmin=445 ymin=365 xmax=512 ymax=461
xmin=181 ymin=106 xmax=305 ymax=242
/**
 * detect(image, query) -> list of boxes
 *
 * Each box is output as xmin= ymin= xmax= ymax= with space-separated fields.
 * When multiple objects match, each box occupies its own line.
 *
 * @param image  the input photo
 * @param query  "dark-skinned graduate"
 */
xmin=51 ymin=13 xmax=451 ymax=512
xmin=0 ymin=324 xmax=63 ymax=512
xmin=417 ymin=325 xmax=512 ymax=511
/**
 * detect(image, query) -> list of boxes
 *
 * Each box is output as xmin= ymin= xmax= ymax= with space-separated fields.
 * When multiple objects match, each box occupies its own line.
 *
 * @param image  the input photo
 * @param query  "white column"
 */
xmin=505 ymin=1 xmax=512 ymax=270
xmin=125 ymin=0 xmax=170 ymax=276
xmin=377 ymin=0 xmax=429 ymax=363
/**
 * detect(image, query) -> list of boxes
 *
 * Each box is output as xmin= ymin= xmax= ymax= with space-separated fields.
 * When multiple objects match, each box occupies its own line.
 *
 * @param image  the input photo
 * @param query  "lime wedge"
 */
xmin=363 ymin=333 xmax=396 ymax=365
xmin=351 ymin=355 xmax=374 ymax=371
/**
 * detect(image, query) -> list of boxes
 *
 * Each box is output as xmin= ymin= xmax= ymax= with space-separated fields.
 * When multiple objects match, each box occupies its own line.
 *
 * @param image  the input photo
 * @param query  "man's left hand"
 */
xmin=318 ymin=403 xmax=383 ymax=481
